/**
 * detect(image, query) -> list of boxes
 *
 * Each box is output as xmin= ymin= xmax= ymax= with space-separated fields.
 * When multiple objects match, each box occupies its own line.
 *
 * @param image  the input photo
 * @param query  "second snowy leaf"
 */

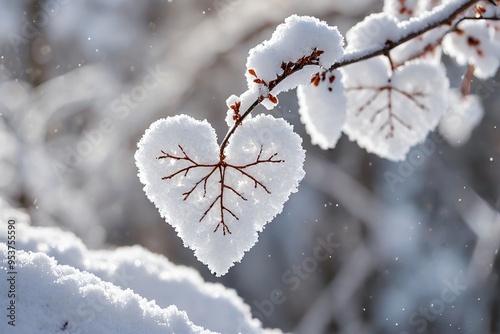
xmin=342 ymin=57 xmax=449 ymax=161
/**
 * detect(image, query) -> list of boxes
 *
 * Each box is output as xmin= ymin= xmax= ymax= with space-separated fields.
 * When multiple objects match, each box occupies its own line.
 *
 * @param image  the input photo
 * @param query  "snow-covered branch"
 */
xmin=134 ymin=0 xmax=500 ymax=274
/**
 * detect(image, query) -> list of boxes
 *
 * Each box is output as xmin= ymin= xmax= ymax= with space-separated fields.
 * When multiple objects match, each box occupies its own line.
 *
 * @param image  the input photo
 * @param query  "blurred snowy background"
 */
xmin=0 ymin=0 xmax=499 ymax=333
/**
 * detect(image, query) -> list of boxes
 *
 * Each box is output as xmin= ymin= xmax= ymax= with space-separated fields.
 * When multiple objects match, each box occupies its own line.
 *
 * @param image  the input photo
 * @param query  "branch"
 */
xmin=218 ymin=0 xmax=482 ymax=155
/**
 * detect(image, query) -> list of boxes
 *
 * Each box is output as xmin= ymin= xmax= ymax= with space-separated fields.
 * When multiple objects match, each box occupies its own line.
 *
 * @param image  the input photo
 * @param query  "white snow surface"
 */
xmin=246 ymin=15 xmax=344 ymax=109
xmin=135 ymin=114 xmax=305 ymax=276
xmin=297 ymin=70 xmax=347 ymax=150
xmin=443 ymin=20 xmax=500 ymax=79
xmin=342 ymin=57 xmax=449 ymax=161
xmin=0 ymin=246 xmax=212 ymax=334
xmin=0 ymin=205 xmax=280 ymax=334
xmin=439 ymin=89 xmax=484 ymax=146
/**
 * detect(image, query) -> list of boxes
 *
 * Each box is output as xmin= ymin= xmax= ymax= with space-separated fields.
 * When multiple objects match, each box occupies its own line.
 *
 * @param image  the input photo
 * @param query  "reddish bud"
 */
xmin=267 ymin=94 xmax=278 ymax=104
xmin=467 ymin=36 xmax=480 ymax=46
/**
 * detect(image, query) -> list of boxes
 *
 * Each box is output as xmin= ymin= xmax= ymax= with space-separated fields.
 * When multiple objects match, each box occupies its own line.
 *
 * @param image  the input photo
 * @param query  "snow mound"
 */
xmin=0 ymin=245 xmax=213 ymax=334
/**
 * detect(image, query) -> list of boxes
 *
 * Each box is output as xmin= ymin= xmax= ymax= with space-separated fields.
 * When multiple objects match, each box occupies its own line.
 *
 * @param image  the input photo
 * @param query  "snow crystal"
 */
xmin=342 ymin=57 xmax=449 ymax=161
xmin=246 ymin=15 xmax=343 ymax=109
xmin=135 ymin=114 xmax=305 ymax=276
xmin=345 ymin=13 xmax=402 ymax=53
xmin=443 ymin=20 xmax=500 ymax=79
xmin=0 ymin=245 xmax=212 ymax=334
xmin=439 ymin=89 xmax=484 ymax=146
xmin=297 ymin=70 xmax=347 ymax=150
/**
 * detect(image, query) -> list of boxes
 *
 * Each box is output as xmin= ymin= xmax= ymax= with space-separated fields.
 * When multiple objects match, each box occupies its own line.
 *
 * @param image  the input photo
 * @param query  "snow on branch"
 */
xmin=331 ymin=0 xmax=482 ymax=70
xmin=223 ymin=0 xmax=493 ymax=158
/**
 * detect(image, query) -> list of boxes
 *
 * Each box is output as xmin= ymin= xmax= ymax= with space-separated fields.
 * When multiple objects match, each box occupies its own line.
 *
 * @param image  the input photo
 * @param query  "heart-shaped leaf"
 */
xmin=342 ymin=57 xmax=449 ymax=161
xmin=135 ymin=114 xmax=305 ymax=276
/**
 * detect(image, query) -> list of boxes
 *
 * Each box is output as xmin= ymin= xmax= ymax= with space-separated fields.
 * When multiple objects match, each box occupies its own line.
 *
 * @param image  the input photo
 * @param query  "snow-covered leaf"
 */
xmin=439 ymin=89 xmax=484 ymax=146
xmin=297 ymin=70 xmax=347 ymax=149
xmin=245 ymin=15 xmax=343 ymax=110
xmin=443 ymin=20 xmax=500 ymax=79
xmin=342 ymin=57 xmax=449 ymax=161
xmin=135 ymin=114 xmax=305 ymax=276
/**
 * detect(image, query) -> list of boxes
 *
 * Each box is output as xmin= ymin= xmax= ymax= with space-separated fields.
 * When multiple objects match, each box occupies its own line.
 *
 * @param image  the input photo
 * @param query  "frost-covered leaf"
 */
xmin=245 ymin=15 xmax=343 ymax=110
xmin=439 ymin=89 xmax=484 ymax=146
xmin=443 ymin=20 xmax=500 ymax=79
xmin=342 ymin=57 xmax=449 ymax=161
xmin=135 ymin=114 xmax=305 ymax=276
xmin=345 ymin=13 xmax=402 ymax=53
xmin=297 ymin=70 xmax=347 ymax=149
